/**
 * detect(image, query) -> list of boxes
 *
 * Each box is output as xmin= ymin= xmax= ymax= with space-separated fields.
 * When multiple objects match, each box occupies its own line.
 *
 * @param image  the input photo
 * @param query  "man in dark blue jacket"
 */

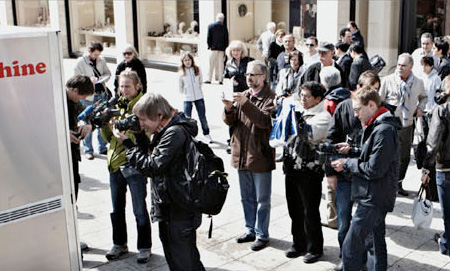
xmin=331 ymin=87 xmax=400 ymax=271
xmin=205 ymin=13 xmax=229 ymax=84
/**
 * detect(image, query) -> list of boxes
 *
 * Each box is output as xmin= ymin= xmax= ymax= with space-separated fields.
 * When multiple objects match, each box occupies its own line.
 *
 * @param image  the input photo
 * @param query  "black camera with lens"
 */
xmin=114 ymin=115 xmax=140 ymax=132
xmin=78 ymin=96 xmax=120 ymax=128
xmin=315 ymin=142 xmax=361 ymax=164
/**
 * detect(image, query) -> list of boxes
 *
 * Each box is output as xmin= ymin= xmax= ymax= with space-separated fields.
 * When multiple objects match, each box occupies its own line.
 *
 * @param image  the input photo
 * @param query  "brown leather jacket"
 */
xmin=223 ymin=83 xmax=276 ymax=172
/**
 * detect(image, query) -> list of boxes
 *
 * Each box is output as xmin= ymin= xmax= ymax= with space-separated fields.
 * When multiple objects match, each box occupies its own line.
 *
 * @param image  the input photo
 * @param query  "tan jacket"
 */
xmin=379 ymin=72 xmax=427 ymax=127
xmin=223 ymin=84 xmax=276 ymax=172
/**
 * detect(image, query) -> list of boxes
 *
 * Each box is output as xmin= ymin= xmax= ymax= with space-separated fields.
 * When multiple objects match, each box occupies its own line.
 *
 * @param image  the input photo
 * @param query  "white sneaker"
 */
xmin=137 ymin=248 xmax=151 ymax=263
xmin=204 ymin=134 xmax=213 ymax=144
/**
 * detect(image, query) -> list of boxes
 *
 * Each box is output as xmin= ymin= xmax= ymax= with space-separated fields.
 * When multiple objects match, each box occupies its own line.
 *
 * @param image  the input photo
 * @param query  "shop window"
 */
xmin=69 ymin=0 xmax=116 ymax=57
xmin=416 ymin=0 xmax=447 ymax=45
xmin=15 ymin=0 xmax=50 ymax=27
xmin=137 ymin=0 xmax=198 ymax=64
xmin=302 ymin=1 xmax=317 ymax=38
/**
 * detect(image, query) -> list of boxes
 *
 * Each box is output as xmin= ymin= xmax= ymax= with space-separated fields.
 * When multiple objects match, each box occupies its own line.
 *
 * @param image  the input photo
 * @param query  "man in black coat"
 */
xmin=331 ymin=87 xmax=400 ymax=271
xmin=348 ymin=43 xmax=373 ymax=90
xmin=205 ymin=13 xmax=229 ymax=84
xmin=300 ymin=41 xmax=347 ymax=88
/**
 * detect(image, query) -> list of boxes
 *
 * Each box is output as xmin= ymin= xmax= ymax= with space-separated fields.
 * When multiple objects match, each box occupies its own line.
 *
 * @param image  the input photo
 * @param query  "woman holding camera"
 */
xmin=100 ymin=70 xmax=152 ymax=264
xmin=282 ymin=82 xmax=331 ymax=263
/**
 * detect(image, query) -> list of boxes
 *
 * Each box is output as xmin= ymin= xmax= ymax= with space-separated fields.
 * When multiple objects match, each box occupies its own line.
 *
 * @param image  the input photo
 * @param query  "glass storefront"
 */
xmin=137 ymin=0 xmax=199 ymax=64
xmin=15 ymin=0 xmax=49 ymax=27
xmin=416 ymin=0 xmax=447 ymax=43
xmin=69 ymin=0 xmax=116 ymax=57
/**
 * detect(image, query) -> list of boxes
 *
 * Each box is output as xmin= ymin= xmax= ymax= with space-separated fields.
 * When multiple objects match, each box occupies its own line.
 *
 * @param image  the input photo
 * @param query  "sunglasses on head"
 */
xmin=123 ymin=52 xmax=133 ymax=56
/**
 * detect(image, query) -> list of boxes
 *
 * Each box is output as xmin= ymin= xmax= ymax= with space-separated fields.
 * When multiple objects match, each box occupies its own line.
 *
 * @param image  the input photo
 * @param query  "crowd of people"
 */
xmin=66 ymin=13 xmax=450 ymax=271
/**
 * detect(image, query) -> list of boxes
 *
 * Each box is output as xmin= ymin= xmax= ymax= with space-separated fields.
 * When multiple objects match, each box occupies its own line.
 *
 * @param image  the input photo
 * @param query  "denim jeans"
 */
xmin=336 ymin=180 xmax=353 ymax=258
xmin=109 ymin=167 xmax=151 ymax=249
xmin=80 ymin=92 xmax=108 ymax=154
xmin=238 ymin=170 xmax=272 ymax=241
xmin=184 ymin=99 xmax=210 ymax=135
xmin=436 ymin=171 xmax=450 ymax=255
xmin=342 ymin=204 xmax=387 ymax=271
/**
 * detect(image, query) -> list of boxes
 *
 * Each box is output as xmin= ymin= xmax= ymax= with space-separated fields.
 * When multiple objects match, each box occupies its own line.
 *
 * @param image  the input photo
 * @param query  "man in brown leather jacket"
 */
xmin=222 ymin=60 xmax=275 ymax=251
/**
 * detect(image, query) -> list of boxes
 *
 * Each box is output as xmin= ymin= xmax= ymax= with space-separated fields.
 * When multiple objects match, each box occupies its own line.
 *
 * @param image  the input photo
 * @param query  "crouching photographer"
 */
xmin=282 ymin=82 xmax=331 ymax=263
xmin=99 ymin=70 xmax=152 ymax=263
xmin=112 ymin=93 xmax=206 ymax=271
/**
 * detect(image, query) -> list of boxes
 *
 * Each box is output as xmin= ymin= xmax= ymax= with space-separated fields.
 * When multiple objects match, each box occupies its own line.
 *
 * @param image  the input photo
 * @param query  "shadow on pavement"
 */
xmin=79 ymin=174 xmax=110 ymax=192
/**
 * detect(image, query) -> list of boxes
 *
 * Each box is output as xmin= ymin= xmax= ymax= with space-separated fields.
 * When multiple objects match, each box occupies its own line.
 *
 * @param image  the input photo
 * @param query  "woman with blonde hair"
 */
xmin=179 ymin=52 xmax=212 ymax=143
xmin=101 ymin=70 xmax=152 ymax=263
xmin=224 ymin=40 xmax=255 ymax=93
xmin=114 ymin=44 xmax=147 ymax=95
xmin=223 ymin=40 xmax=255 ymax=153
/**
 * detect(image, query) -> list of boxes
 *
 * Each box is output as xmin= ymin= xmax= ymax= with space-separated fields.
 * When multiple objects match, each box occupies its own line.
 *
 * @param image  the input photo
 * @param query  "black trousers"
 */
xmin=72 ymin=157 xmax=80 ymax=200
xmin=285 ymin=170 xmax=324 ymax=254
xmin=159 ymin=212 xmax=205 ymax=271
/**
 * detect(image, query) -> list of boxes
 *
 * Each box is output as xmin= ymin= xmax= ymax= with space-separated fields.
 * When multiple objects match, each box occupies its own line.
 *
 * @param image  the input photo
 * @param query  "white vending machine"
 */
xmin=0 ymin=27 xmax=81 ymax=270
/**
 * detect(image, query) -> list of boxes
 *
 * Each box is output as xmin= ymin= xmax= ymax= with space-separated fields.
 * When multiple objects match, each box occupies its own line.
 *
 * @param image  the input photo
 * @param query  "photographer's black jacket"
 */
xmin=343 ymin=111 xmax=401 ymax=212
xmin=325 ymin=98 xmax=362 ymax=177
xmin=123 ymin=113 xmax=200 ymax=222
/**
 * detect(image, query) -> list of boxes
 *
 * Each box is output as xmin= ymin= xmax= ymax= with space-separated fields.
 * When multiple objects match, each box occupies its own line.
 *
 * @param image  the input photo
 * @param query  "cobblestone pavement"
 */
xmin=63 ymin=59 xmax=450 ymax=271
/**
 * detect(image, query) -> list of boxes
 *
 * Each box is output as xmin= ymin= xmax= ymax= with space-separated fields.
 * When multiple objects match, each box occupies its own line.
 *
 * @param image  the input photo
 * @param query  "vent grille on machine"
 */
xmin=0 ymin=196 xmax=63 ymax=226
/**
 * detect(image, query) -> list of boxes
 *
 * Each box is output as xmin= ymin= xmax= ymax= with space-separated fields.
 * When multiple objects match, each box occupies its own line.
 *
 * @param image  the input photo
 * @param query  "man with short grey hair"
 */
xmin=320 ymin=66 xmax=341 ymax=90
xmin=257 ymin=22 xmax=276 ymax=61
xmin=412 ymin=32 xmax=439 ymax=79
xmin=379 ymin=53 xmax=427 ymax=196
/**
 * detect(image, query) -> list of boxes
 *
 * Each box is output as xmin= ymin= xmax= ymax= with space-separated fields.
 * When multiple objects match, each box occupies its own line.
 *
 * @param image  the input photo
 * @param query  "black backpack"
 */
xmin=182 ymin=130 xmax=229 ymax=237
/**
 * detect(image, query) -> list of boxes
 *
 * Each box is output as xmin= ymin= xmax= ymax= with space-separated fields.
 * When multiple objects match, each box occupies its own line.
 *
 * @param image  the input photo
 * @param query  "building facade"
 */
xmin=0 ymin=0 xmax=448 ymax=74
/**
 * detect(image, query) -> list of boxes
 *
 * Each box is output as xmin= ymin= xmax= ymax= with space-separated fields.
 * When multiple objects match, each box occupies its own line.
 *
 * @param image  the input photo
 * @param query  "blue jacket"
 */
xmin=344 ymin=110 xmax=401 ymax=212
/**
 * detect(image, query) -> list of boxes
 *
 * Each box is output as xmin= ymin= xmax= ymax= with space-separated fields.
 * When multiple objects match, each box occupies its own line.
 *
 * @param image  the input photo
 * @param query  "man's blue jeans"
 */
xmin=80 ymin=92 xmax=108 ymax=154
xmin=342 ymin=204 xmax=387 ymax=271
xmin=436 ymin=171 xmax=450 ymax=255
xmin=184 ymin=99 xmax=210 ymax=135
xmin=336 ymin=180 xmax=353 ymax=258
xmin=238 ymin=170 xmax=272 ymax=241
xmin=109 ymin=167 xmax=151 ymax=249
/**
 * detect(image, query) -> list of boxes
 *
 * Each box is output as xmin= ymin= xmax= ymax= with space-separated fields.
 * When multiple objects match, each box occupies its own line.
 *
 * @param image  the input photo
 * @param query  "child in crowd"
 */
xmin=179 ymin=52 xmax=212 ymax=143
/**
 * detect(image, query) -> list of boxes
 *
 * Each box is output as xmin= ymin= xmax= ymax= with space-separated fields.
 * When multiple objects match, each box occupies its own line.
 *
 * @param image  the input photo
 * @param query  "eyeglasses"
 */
xmin=245 ymin=73 xmax=264 ymax=77
xmin=123 ymin=52 xmax=133 ymax=56
xmin=305 ymin=43 xmax=315 ymax=47
xmin=353 ymin=106 xmax=363 ymax=112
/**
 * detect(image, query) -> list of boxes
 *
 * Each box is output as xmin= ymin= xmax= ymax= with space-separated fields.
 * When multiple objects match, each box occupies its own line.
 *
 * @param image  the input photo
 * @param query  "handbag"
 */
xmin=411 ymin=184 xmax=433 ymax=229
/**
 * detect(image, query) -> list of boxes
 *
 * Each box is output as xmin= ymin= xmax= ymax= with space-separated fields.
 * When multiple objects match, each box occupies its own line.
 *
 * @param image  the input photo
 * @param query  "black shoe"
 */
xmin=204 ymin=81 xmax=211 ymax=84
xmin=100 ymin=150 xmax=107 ymax=155
xmin=303 ymin=252 xmax=322 ymax=264
xmin=251 ymin=239 xmax=269 ymax=251
xmin=219 ymin=81 xmax=223 ymax=85
xmin=397 ymin=188 xmax=409 ymax=196
xmin=236 ymin=233 xmax=256 ymax=243
xmin=333 ymin=261 xmax=343 ymax=271
xmin=285 ymin=245 xmax=304 ymax=258
xmin=226 ymin=146 xmax=232 ymax=154
xmin=434 ymin=233 xmax=441 ymax=244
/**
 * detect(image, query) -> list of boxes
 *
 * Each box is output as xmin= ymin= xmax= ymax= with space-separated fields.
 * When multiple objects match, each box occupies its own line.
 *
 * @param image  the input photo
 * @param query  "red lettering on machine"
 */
xmin=0 ymin=61 xmax=46 ymax=78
